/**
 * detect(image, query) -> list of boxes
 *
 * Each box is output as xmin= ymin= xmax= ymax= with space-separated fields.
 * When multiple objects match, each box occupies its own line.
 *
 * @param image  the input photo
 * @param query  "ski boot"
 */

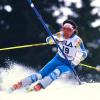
xmin=8 ymin=82 xmax=22 ymax=93
xmin=26 ymin=83 xmax=43 ymax=92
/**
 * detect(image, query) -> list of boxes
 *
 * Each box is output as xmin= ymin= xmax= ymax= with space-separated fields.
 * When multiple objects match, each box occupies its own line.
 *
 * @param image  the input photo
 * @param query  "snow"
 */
xmin=0 ymin=62 xmax=100 ymax=100
xmin=0 ymin=82 xmax=100 ymax=100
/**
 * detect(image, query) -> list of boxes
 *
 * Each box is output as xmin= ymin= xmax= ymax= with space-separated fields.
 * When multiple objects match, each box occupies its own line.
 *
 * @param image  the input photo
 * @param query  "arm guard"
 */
xmin=46 ymin=32 xmax=65 ymax=44
xmin=72 ymin=39 xmax=88 ymax=66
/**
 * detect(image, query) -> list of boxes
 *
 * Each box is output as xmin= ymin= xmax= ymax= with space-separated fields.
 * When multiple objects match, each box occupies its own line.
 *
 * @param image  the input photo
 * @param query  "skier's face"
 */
xmin=62 ymin=23 xmax=75 ymax=39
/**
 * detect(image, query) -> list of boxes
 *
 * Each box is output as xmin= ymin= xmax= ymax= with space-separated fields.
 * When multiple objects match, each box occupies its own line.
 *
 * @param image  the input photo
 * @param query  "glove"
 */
xmin=46 ymin=36 xmax=65 ymax=44
xmin=72 ymin=52 xmax=83 ymax=66
xmin=46 ymin=36 xmax=54 ymax=44
xmin=72 ymin=57 xmax=81 ymax=66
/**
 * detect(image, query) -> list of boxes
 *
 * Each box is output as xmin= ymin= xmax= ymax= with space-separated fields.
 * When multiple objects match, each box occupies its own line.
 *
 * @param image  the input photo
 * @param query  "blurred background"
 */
xmin=0 ymin=0 xmax=100 ymax=82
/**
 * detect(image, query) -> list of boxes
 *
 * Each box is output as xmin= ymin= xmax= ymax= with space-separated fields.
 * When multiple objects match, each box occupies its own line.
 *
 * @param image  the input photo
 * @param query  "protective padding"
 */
xmin=40 ymin=69 xmax=60 ymax=88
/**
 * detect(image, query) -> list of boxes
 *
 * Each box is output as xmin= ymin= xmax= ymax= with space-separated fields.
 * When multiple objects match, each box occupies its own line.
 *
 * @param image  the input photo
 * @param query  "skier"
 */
xmin=8 ymin=20 xmax=87 ymax=92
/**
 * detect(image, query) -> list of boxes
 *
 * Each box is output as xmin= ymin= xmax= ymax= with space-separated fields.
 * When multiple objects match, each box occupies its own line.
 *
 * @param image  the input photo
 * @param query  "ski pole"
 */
xmin=26 ymin=0 xmax=81 ymax=84
xmin=0 ymin=42 xmax=49 ymax=51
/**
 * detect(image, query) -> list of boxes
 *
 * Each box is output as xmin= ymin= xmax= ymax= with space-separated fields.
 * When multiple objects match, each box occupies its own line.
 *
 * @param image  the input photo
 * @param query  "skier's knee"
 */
xmin=31 ymin=73 xmax=42 ymax=82
xmin=21 ymin=73 xmax=42 ymax=87
xmin=39 ymin=76 xmax=52 ymax=89
xmin=39 ymin=69 xmax=61 ymax=88
xmin=50 ymin=69 xmax=60 ymax=80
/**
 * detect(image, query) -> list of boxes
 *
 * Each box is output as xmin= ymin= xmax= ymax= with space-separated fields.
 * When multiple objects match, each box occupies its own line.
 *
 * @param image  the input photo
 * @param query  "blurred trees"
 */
xmin=0 ymin=0 xmax=100 ymax=81
xmin=68 ymin=0 xmax=100 ymax=66
xmin=0 ymin=0 xmax=60 ymax=67
xmin=67 ymin=0 xmax=100 ymax=82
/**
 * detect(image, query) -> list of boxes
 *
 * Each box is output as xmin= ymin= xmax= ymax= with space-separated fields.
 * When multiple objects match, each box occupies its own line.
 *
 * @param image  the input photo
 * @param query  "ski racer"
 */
xmin=8 ymin=20 xmax=87 ymax=92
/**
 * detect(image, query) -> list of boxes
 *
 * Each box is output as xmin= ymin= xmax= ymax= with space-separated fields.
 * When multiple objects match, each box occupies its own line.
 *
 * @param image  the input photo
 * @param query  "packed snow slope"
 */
xmin=0 ymin=62 xmax=100 ymax=100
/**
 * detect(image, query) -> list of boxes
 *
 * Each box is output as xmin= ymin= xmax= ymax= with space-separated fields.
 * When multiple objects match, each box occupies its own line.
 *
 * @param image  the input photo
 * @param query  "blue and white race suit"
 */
xmin=21 ymin=31 xmax=87 ymax=88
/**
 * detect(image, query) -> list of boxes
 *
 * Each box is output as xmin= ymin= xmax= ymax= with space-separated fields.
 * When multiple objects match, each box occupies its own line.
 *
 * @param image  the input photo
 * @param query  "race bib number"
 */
xmin=62 ymin=42 xmax=73 ymax=55
xmin=62 ymin=46 xmax=69 ymax=54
